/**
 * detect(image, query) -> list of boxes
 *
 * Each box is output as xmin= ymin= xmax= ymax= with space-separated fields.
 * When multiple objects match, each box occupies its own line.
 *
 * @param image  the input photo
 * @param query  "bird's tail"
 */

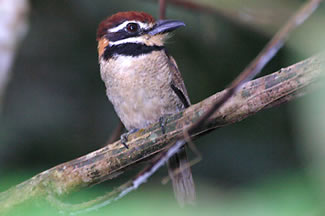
xmin=167 ymin=146 xmax=196 ymax=206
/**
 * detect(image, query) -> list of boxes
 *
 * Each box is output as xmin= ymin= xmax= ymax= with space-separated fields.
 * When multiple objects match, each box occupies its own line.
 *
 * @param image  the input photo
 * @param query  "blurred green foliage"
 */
xmin=1 ymin=171 xmax=322 ymax=215
xmin=0 ymin=0 xmax=325 ymax=215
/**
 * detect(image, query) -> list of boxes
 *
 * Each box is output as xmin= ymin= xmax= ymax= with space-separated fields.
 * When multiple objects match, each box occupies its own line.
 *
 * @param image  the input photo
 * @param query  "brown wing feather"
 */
xmin=167 ymin=55 xmax=191 ymax=108
xmin=166 ymin=54 xmax=196 ymax=206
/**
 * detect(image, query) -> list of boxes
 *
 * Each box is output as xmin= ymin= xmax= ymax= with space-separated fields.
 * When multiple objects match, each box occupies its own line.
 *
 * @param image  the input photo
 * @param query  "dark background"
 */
xmin=1 ymin=0 xmax=325 ymax=215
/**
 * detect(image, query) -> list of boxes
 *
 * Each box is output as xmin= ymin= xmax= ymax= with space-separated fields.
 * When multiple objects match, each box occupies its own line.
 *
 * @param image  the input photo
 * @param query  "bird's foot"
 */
xmin=120 ymin=128 xmax=139 ymax=149
xmin=159 ymin=115 xmax=171 ymax=134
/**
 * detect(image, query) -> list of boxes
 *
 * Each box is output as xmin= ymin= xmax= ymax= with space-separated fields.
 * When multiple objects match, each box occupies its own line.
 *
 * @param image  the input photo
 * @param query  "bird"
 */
xmin=96 ymin=11 xmax=195 ymax=205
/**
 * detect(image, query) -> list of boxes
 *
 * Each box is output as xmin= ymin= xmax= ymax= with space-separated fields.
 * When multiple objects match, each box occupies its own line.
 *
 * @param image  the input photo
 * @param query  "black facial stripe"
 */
xmin=106 ymin=27 xmax=154 ymax=42
xmin=103 ymin=43 xmax=164 ymax=60
xmin=106 ymin=30 xmax=139 ymax=42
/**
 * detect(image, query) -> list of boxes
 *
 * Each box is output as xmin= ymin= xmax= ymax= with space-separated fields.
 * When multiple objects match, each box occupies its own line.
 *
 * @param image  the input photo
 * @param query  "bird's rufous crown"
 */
xmin=96 ymin=11 xmax=155 ymax=41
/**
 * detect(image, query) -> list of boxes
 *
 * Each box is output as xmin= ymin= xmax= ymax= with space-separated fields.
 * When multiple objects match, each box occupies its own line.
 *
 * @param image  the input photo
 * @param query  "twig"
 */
xmin=146 ymin=0 xmax=277 ymax=35
xmin=187 ymin=0 xmax=322 ymax=134
xmin=159 ymin=0 xmax=167 ymax=19
xmin=101 ymin=0 xmax=322 ymax=212
xmin=1 ymin=53 xmax=323 ymax=214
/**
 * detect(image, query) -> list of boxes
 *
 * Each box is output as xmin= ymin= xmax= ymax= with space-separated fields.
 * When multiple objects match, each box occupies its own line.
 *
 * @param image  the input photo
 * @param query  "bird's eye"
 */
xmin=126 ymin=23 xmax=139 ymax=32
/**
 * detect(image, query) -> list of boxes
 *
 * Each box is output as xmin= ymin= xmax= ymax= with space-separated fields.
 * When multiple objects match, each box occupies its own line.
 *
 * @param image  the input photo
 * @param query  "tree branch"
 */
xmin=0 ymin=53 xmax=324 ymax=214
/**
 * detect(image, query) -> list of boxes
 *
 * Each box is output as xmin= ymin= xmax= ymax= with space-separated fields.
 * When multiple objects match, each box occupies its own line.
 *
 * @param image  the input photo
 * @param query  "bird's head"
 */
xmin=96 ymin=11 xmax=185 ymax=60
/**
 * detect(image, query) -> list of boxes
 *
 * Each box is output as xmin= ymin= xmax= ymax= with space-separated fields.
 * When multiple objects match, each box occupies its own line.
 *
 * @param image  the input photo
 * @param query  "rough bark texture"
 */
xmin=0 ymin=54 xmax=324 ymax=213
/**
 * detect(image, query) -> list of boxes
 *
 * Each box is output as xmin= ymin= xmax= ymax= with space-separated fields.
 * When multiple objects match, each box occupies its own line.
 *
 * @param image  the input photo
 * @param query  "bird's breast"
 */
xmin=100 ymin=51 xmax=183 ymax=130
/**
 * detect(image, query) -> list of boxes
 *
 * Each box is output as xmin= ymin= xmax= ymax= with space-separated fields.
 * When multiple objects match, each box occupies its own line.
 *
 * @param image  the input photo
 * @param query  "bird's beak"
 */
xmin=148 ymin=20 xmax=185 ymax=36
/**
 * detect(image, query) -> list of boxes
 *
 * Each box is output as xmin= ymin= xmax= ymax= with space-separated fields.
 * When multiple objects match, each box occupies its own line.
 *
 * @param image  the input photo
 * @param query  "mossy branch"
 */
xmin=0 ymin=54 xmax=324 ymax=214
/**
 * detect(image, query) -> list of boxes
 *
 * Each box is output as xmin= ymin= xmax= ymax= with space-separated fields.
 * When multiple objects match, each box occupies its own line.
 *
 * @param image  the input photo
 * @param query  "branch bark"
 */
xmin=0 ymin=54 xmax=324 ymax=214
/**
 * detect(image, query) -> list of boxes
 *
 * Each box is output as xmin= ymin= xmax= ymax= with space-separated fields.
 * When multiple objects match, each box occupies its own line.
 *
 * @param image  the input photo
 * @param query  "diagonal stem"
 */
xmin=159 ymin=0 xmax=167 ymax=19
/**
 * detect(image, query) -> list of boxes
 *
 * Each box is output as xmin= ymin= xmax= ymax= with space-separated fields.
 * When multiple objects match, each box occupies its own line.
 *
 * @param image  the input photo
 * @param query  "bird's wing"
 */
xmin=167 ymin=55 xmax=196 ymax=206
xmin=167 ymin=55 xmax=191 ymax=108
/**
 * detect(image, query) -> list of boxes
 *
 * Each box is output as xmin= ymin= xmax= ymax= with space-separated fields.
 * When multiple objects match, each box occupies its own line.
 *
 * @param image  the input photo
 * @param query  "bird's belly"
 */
xmin=111 ymin=86 xmax=178 ymax=130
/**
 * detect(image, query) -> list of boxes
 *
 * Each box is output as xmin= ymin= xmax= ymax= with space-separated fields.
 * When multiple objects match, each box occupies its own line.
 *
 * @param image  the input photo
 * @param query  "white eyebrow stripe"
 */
xmin=108 ymin=21 xmax=150 ymax=33
xmin=109 ymin=37 xmax=146 ymax=46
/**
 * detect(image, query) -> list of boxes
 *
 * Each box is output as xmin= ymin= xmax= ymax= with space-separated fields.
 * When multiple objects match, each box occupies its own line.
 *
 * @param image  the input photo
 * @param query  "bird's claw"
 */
xmin=120 ymin=128 xmax=139 ymax=149
xmin=159 ymin=116 xmax=169 ymax=134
